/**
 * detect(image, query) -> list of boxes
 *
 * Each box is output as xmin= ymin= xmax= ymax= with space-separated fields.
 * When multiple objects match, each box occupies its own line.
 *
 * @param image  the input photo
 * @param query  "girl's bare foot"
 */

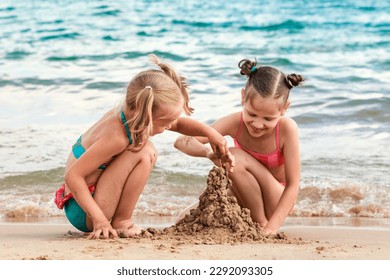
xmin=112 ymin=220 xmax=143 ymax=238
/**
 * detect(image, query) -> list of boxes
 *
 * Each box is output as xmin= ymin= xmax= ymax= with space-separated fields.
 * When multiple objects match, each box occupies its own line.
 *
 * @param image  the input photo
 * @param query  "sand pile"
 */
xmin=140 ymin=166 xmax=290 ymax=245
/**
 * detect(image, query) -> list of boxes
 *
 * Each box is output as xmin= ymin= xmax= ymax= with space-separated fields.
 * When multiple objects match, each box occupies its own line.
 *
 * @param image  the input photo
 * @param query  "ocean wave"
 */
xmin=1 ymin=184 xmax=388 ymax=220
xmin=39 ymin=32 xmax=81 ymax=41
xmin=0 ymin=169 xmax=389 ymax=220
xmin=136 ymin=29 xmax=169 ymax=37
xmin=84 ymin=81 xmax=125 ymax=90
xmin=172 ymin=19 xmax=235 ymax=29
xmin=4 ymin=50 xmax=32 ymax=60
xmin=293 ymin=186 xmax=390 ymax=218
xmin=36 ymin=28 xmax=67 ymax=34
xmin=102 ymin=35 xmax=121 ymax=41
xmin=0 ymin=6 xmax=15 ymax=12
xmin=0 ymin=79 xmax=19 ymax=87
xmin=0 ymin=14 xmax=17 ymax=20
xmin=239 ymin=20 xmax=305 ymax=32
xmin=0 ymin=77 xmax=89 ymax=88
xmin=46 ymin=54 xmax=117 ymax=61
xmin=37 ymin=19 xmax=64 ymax=25
xmin=92 ymin=9 xmax=121 ymax=17
xmin=45 ymin=51 xmax=188 ymax=62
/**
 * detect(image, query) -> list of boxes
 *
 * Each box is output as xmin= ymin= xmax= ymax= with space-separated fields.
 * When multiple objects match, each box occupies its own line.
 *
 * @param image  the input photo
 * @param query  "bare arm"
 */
xmin=173 ymin=113 xmax=240 ymax=169
xmin=170 ymin=116 xmax=230 ymax=156
xmin=263 ymin=118 xmax=301 ymax=234
xmin=173 ymin=135 xmax=212 ymax=158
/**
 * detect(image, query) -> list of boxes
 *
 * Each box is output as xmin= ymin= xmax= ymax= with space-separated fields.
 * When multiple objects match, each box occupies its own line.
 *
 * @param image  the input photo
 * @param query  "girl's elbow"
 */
xmin=64 ymin=172 xmax=72 ymax=187
xmin=173 ymin=136 xmax=183 ymax=150
xmin=284 ymin=182 xmax=300 ymax=196
xmin=174 ymin=135 xmax=190 ymax=150
xmin=64 ymin=168 xmax=77 ymax=187
xmin=173 ymin=137 xmax=180 ymax=148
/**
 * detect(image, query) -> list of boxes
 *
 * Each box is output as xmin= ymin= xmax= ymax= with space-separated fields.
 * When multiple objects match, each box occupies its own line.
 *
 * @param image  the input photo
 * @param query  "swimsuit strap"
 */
xmin=120 ymin=110 xmax=133 ymax=144
xmin=275 ymin=120 xmax=281 ymax=151
xmin=234 ymin=112 xmax=245 ymax=140
xmin=72 ymin=136 xmax=86 ymax=159
xmin=72 ymin=136 xmax=107 ymax=170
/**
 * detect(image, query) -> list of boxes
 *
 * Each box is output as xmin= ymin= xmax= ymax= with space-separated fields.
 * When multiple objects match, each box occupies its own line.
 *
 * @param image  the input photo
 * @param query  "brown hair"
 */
xmin=123 ymin=54 xmax=193 ymax=151
xmin=238 ymin=58 xmax=304 ymax=105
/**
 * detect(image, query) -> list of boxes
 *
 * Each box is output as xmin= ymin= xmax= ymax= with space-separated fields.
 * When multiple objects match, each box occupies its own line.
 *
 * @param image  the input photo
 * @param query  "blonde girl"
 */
xmin=55 ymin=55 xmax=231 ymax=239
xmin=174 ymin=58 xmax=304 ymax=235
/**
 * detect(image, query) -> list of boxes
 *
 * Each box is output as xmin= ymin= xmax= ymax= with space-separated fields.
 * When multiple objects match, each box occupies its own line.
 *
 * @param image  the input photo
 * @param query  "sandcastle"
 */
xmin=139 ymin=166 xmax=288 ymax=244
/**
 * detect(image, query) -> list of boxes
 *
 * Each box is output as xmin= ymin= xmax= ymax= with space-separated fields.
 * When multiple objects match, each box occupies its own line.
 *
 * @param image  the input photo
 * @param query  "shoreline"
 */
xmin=2 ymin=215 xmax=389 ymax=229
xmin=1 ymin=217 xmax=390 ymax=260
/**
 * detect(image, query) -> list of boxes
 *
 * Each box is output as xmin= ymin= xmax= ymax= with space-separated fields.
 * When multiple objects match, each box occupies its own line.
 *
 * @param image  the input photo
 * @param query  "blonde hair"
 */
xmin=122 ymin=54 xmax=193 ymax=151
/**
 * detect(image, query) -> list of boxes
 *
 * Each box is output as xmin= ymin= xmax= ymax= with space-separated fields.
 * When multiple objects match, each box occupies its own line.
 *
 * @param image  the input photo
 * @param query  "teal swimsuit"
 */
xmin=64 ymin=110 xmax=133 ymax=232
xmin=71 ymin=110 xmax=133 ymax=169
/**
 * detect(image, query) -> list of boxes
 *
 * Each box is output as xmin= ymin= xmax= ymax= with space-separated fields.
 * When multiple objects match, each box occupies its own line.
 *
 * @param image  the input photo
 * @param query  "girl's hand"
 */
xmin=207 ymin=149 xmax=235 ymax=172
xmin=207 ymin=130 xmax=228 ymax=157
xmin=87 ymin=220 xmax=118 ymax=239
xmin=207 ymin=130 xmax=235 ymax=172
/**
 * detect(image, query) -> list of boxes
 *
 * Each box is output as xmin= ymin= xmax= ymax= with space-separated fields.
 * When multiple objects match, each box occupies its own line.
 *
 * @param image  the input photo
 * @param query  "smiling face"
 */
xmin=241 ymin=89 xmax=288 ymax=138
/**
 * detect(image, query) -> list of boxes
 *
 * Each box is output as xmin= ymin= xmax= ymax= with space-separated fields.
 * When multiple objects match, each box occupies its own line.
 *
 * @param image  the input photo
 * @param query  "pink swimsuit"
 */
xmin=233 ymin=115 xmax=285 ymax=169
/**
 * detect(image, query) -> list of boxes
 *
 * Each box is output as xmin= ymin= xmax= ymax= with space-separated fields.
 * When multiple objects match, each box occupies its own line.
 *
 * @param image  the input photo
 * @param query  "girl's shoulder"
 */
xmin=279 ymin=116 xmax=298 ymax=130
xmin=94 ymin=114 xmax=131 ymax=154
xmin=278 ymin=117 xmax=299 ymax=146
xmin=212 ymin=112 xmax=242 ymax=137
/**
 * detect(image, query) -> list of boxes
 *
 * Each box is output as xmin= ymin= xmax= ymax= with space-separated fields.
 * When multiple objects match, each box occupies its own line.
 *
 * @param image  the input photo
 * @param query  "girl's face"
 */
xmin=241 ymin=90 xmax=288 ymax=138
xmin=151 ymin=104 xmax=182 ymax=136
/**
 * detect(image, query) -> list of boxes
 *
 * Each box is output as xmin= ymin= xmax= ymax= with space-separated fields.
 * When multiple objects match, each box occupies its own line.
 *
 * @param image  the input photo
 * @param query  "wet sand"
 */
xmin=0 ymin=222 xmax=389 ymax=260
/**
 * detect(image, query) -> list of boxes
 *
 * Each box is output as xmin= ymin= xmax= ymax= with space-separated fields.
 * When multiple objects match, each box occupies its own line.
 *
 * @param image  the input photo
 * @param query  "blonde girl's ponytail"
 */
xmin=123 ymin=55 xmax=191 ymax=151
xmin=126 ymin=86 xmax=154 ymax=151
xmin=149 ymin=54 xmax=194 ymax=115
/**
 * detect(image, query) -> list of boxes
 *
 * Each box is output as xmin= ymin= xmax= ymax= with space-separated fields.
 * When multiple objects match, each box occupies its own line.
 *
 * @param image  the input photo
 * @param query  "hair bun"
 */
xmin=286 ymin=73 xmax=304 ymax=89
xmin=238 ymin=58 xmax=257 ymax=76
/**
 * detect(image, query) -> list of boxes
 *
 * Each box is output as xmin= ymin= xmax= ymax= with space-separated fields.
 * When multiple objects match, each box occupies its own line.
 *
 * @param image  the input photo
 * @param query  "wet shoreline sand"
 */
xmin=1 ymin=217 xmax=389 ymax=260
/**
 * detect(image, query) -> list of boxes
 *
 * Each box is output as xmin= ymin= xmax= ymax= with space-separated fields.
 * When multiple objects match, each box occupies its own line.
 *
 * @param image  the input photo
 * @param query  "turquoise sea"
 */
xmin=0 ymin=0 xmax=389 ymax=223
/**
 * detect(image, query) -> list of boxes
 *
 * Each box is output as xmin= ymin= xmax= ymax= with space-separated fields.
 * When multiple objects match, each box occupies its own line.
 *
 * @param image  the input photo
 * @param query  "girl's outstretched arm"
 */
xmin=172 ymin=117 xmax=228 ymax=154
xmin=174 ymin=135 xmax=211 ymax=158
xmin=172 ymin=113 xmax=240 ymax=171
xmin=171 ymin=116 xmax=236 ymax=169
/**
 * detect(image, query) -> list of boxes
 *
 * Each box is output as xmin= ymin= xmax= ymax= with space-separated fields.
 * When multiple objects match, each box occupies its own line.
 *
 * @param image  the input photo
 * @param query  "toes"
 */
xmin=117 ymin=225 xmax=143 ymax=238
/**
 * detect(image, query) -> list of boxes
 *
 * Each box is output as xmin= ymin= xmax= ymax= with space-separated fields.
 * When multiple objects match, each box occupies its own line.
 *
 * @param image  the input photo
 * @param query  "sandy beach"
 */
xmin=1 ymin=217 xmax=389 ymax=260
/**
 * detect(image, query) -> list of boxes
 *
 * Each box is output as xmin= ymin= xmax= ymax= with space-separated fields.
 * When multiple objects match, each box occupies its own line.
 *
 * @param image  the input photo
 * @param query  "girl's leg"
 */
xmin=110 ymin=143 xmax=157 ymax=236
xmin=86 ymin=141 xmax=157 ymax=236
xmin=228 ymin=148 xmax=284 ymax=226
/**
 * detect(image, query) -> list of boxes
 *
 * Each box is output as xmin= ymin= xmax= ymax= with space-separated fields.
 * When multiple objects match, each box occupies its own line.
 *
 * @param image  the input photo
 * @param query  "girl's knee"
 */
xmin=229 ymin=147 xmax=252 ymax=166
xmin=139 ymin=141 xmax=157 ymax=166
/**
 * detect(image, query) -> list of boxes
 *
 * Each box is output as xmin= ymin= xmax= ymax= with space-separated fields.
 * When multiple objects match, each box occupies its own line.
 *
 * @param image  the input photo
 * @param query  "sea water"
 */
xmin=0 ymin=0 xmax=389 ymax=222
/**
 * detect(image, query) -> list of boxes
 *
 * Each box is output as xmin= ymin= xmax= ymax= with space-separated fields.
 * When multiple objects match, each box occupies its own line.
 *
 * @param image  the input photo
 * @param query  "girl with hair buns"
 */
xmin=174 ymin=58 xmax=304 ymax=235
xmin=54 ymin=54 xmax=232 ymax=239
